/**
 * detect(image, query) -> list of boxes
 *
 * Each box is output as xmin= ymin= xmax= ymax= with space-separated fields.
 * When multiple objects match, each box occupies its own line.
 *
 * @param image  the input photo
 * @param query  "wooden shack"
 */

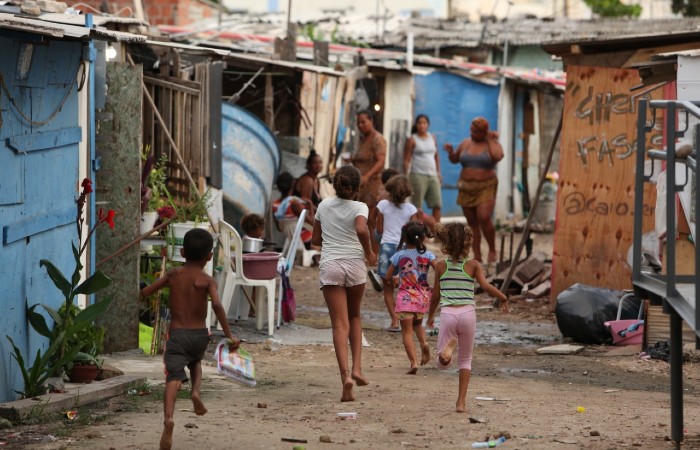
xmin=542 ymin=33 xmax=700 ymax=301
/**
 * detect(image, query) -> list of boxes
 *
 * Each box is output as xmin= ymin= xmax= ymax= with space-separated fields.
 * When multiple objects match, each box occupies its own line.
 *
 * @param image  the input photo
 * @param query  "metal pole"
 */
xmin=670 ymin=308 xmax=683 ymax=448
xmin=496 ymin=111 xmax=562 ymax=304
xmin=85 ymin=13 xmax=97 ymax=305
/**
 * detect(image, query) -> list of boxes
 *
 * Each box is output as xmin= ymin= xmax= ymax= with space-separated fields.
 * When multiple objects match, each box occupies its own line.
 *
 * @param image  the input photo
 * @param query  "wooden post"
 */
xmin=264 ymin=73 xmax=274 ymax=130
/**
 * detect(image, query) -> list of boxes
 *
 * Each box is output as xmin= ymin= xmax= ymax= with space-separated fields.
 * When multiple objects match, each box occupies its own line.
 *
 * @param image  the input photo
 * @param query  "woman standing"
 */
xmin=352 ymin=110 xmax=387 ymax=253
xmin=403 ymin=114 xmax=442 ymax=226
xmin=443 ymin=117 xmax=503 ymax=264
xmin=294 ymin=150 xmax=323 ymax=209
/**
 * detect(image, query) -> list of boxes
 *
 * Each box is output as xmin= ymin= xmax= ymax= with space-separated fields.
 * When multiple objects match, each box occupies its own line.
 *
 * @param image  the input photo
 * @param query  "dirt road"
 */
xmin=3 ymin=233 xmax=700 ymax=450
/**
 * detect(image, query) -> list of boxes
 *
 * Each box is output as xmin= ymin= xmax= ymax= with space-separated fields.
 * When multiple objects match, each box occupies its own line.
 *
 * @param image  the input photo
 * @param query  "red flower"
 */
xmin=157 ymin=205 xmax=176 ymax=219
xmin=81 ymin=178 xmax=93 ymax=194
xmin=98 ymin=208 xmax=116 ymax=229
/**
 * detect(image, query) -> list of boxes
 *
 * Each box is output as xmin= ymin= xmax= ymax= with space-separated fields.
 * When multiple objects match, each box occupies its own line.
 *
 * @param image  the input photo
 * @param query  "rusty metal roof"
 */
xmin=0 ymin=12 xmax=146 ymax=42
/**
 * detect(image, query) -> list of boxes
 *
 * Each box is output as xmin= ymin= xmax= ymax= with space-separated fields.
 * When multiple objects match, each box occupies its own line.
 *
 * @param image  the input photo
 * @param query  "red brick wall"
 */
xmin=73 ymin=0 xmax=219 ymax=26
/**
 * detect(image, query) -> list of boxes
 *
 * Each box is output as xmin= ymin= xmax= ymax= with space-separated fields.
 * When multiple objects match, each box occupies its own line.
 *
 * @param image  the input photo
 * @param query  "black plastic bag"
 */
xmin=555 ymin=284 xmax=641 ymax=345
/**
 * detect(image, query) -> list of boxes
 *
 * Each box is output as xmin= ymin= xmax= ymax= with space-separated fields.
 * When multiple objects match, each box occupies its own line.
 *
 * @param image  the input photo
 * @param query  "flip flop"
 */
xmin=384 ymin=326 xmax=401 ymax=333
xmin=368 ymin=270 xmax=384 ymax=292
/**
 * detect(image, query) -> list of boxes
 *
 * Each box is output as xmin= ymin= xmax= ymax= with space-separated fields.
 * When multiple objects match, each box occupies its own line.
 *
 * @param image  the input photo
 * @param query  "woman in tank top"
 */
xmin=443 ymin=117 xmax=504 ymax=264
xmin=403 ymin=114 xmax=442 ymax=230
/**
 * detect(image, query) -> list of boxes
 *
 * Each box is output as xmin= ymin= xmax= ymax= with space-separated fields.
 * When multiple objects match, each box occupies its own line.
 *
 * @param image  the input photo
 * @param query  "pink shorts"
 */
xmin=319 ymin=258 xmax=366 ymax=288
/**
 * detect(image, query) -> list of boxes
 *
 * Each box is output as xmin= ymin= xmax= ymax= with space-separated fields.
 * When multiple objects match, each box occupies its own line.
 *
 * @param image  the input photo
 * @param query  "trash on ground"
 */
xmin=536 ymin=344 xmax=584 ymax=355
xmin=337 ymin=412 xmax=357 ymax=420
xmin=576 ymin=406 xmax=586 ymax=413
xmin=471 ymin=436 xmax=506 ymax=448
xmin=281 ymin=437 xmax=308 ymax=443
xmin=64 ymin=410 xmax=78 ymax=420
xmin=468 ymin=416 xmax=487 ymax=424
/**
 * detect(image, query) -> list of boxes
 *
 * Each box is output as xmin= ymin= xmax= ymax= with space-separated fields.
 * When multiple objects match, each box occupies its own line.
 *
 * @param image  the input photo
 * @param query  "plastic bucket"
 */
xmin=242 ymin=252 xmax=280 ymax=280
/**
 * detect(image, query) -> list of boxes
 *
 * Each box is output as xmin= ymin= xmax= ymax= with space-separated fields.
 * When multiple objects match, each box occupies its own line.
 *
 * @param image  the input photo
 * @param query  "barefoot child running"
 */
xmin=376 ymin=174 xmax=418 ymax=331
xmin=427 ymin=223 xmax=507 ymax=413
xmin=312 ymin=165 xmax=377 ymax=402
xmin=385 ymin=221 xmax=437 ymax=374
xmin=140 ymin=228 xmax=240 ymax=450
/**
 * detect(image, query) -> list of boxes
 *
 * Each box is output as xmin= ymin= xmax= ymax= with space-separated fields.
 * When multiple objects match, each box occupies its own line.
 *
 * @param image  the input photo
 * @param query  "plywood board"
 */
xmin=552 ymin=66 xmax=664 ymax=301
xmin=298 ymin=71 xmax=317 ymax=143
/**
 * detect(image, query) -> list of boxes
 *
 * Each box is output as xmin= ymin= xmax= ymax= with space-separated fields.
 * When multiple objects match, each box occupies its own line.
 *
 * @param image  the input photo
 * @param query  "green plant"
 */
xmin=165 ymin=186 xmax=213 ymax=224
xmin=7 ymin=178 xmax=114 ymax=397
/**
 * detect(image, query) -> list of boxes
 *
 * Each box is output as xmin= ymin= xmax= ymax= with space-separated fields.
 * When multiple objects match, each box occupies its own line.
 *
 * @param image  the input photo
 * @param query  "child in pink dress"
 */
xmin=385 ymin=222 xmax=437 ymax=374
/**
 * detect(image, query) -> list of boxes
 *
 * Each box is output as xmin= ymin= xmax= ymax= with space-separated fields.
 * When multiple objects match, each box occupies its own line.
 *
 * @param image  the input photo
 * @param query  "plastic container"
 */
xmin=241 ymin=252 xmax=280 ymax=279
xmin=472 ymin=437 xmax=506 ymax=448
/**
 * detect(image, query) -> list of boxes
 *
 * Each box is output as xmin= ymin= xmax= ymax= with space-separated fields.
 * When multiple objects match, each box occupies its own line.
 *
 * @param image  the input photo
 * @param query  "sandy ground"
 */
xmin=3 ymin=231 xmax=700 ymax=450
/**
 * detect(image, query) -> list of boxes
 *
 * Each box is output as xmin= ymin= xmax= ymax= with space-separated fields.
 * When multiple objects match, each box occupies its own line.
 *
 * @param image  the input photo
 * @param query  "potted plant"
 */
xmin=141 ymin=148 xmax=169 ymax=235
xmin=165 ymin=187 xmax=214 ymax=261
xmin=66 ymin=324 xmax=105 ymax=384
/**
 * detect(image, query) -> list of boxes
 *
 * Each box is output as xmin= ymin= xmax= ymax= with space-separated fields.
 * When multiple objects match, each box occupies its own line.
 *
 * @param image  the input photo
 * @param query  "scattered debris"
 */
xmin=391 ymin=427 xmax=407 ymax=434
xmin=469 ymin=416 xmax=488 ymax=424
xmin=474 ymin=397 xmax=511 ymax=402
xmin=281 ymin=437 xmax=308 ymax=443
xmin=590 ymin=430 xmax=601 ymax=436
xmin=536 ymin=344 xmax=584 ymax=355
xmin=319 ymin=435 xmax=332 ymax=443
xmin=604 ymin=389 xmax=621 ymax=393
xmin=184 ymin=423 xmax=198 ymax=429
xmin=337 ymin=412 xmax=356 ymax=420
xmin=554 ymin=438 xmax=578 ymax=444
xmin=257 ymin=402 xmax=267 ymax=409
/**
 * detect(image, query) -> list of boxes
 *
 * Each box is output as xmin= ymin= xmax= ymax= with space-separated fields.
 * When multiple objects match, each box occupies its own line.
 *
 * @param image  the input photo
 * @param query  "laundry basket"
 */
xmin=604 ymin=293 xmax=645 ymax=346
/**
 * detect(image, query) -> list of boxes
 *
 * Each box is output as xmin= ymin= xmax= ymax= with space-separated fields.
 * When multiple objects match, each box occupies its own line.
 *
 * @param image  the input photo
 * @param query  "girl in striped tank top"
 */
xmin=427 ymin=223 xmax=508 ymax=413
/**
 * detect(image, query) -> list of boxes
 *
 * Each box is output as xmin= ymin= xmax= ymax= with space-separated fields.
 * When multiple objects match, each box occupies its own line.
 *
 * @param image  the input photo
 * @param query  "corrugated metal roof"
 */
xmin=197 ymin=40 xmax=345 ymax=76
xmin=382 ymin=17 xmax=700 ymax=49
xmin=0 ymin=12 xmax=146 ymax=42
xmin=40 ymin=13 xmax=148 ymax=28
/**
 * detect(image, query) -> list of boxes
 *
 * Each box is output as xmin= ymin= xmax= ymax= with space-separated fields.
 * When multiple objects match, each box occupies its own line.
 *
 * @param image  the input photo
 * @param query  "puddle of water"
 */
xmin=297 ymin=306 xmax=561 ymax=347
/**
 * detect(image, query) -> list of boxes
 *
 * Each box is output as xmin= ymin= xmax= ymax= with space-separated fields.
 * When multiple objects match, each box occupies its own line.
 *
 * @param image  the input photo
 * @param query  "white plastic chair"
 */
xmin=279 ymin=211 xmax=320 ymax=267
xmin=217 ymin=220 xmax=278 ymax=336
xmin=276 ymin=209 xmax=307 ymax=328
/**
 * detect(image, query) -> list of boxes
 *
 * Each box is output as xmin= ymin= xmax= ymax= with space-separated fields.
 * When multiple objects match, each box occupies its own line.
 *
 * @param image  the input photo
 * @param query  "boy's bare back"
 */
xmin=152 ymin=265 xmax=215 ymax=330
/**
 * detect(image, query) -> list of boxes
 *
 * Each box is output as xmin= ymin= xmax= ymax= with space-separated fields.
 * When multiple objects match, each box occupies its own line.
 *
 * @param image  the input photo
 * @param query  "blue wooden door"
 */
xmin=0 ymin=35 xmax=83 ymax=402
xmin=414 ymin=72 xmax=500 ymax=217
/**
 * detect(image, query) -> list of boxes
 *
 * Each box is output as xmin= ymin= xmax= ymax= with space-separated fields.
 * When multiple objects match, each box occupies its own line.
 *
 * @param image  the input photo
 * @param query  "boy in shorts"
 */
xmin=141 ymin=228 xmax=240 ymax=450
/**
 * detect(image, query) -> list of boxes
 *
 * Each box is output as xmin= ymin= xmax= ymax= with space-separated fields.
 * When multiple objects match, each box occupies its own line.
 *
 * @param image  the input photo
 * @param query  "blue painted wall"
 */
xmin=0 ymin=35 xmax=82 ymax=402
xmin=413 ymin=72 xmax=500 ymax=217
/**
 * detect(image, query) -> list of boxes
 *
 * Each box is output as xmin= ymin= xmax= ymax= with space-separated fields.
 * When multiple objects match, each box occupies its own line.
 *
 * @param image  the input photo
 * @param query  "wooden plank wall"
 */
xmin=552 ymin=66 xmax=664 ymax=301
xmin=142 ymin=62 xmax=210 ymax=201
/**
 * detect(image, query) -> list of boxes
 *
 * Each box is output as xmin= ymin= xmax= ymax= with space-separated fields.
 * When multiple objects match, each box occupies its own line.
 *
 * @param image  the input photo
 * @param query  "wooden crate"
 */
xmin=644 ymin=304 xmax=697 ymax=348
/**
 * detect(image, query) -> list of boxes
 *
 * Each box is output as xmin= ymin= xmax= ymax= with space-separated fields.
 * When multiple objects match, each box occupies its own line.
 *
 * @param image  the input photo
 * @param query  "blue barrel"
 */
xmin=221 ymin=103 xmax=280 ymax=229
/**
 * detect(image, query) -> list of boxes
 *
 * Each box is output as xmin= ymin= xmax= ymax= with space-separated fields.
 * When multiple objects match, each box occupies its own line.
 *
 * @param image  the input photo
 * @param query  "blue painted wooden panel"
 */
xmin=414 ymin=73 xmax=500 ymax=217
xmin=6 ymin=126 xmax=82 ymax=153
xmin=0 ymin=35 xmax=82 ymax=402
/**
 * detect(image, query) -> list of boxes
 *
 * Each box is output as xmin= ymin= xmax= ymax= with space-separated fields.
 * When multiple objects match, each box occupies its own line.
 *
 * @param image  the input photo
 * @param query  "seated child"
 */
xmin=240 ymin=213 xmax=265 ymax=239
xmin=273 ymin=172 xmax=314 ymax=249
